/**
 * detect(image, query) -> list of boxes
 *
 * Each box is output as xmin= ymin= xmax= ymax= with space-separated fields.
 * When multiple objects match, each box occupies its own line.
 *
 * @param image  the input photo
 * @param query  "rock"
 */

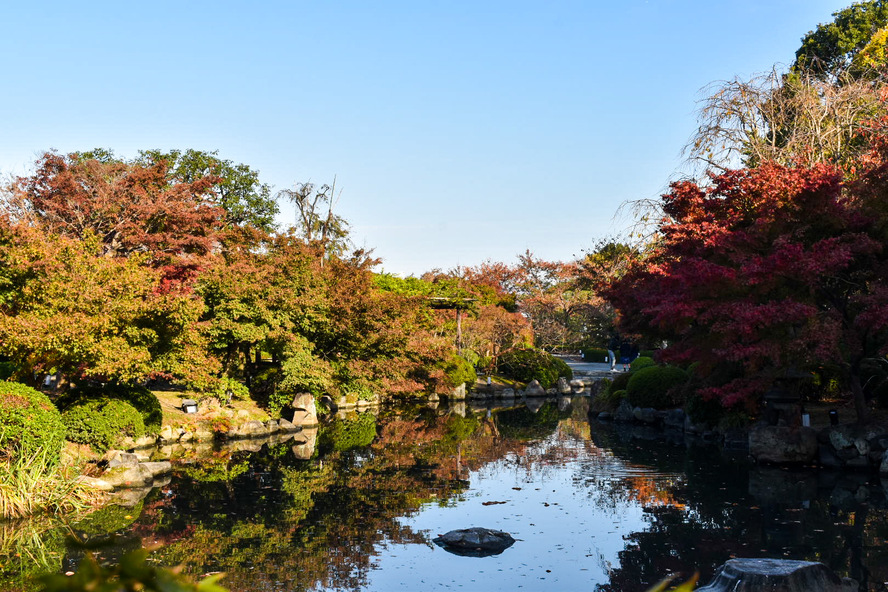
xmin=266 ymin=419 xmax=280 ymax=434
xmin=749 ymin=426 xmax=818 ymax=464
xmin=827 ymin=426 xmax=856 ymax=451
xmin=663 ymin=409 xmax=686 ymax=430
xmin=432 ymin=527 xmax=515 ymax=557
xmin=546 ymin=388 xmax=557 ymax=395
xmin=450 ymin=383 xmax=467 ymax=400
xmin=179 ymin=431 xmax=193 ymax=443
xmin=75 ymin=475 xmax=114 ymax=492
xmin=570 ymin=379 xmax=586 ymax=394
xmin=501 ymin=388 xmax=515 ymax=398
xmin=228 ymin=420 xmax=269 ymax=439
xmin=524 ymin=380 xmax=546 ymax=397
xmin=697 ymin=558 xmax=856 ymax=592
xmin=614 ymin=399 xmax=634 ymax=423
xmin=835 ymin=447 xmax=859 ymax=461
xmin=291 ymin=427 xmax=318 ymax=460
xmin=101 ymin=461 xmax=171 ymax=489
xmin=102 ymin=450 xmax=139 ymax=469
xmin=633 ymin=407 xmax=657 ymax=425
xmin=854 ymin=438 xmax=870 ymax=457
xmin=819 ymin=444 xmax=843 ymax=469
xmin=237 ymin=409 xmax=250 ymax=418
xmin=881 ymin=451 xmax=888 ymax=475
xmin=556 ymin=377 xmax=571 ymax=394
xmin=160 ymin=425 xmax=175 ymax=442
xmin=428 ymin=392 xmax=440 ymax=403
xmin=194 ymin=429 xmax=215 ymax=442
xmin=277 ymin=418 xmax=301 ymax=433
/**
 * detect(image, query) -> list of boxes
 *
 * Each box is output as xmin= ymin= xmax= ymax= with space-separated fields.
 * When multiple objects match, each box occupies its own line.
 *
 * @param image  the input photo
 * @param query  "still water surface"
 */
xmin=5 ymin=397 xmax=888 ymax=591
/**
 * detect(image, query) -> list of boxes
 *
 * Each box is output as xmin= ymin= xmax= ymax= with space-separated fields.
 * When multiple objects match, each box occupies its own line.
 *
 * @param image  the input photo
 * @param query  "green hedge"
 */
xmin=0 ymin=382 xmax=66 ymax=466
xmin=62 ymin=399 xmax=146 ymax=453
xmin=57 ymin=382 xmax=162 ymax=434
xmin=498 ymin=349 xmax=572 ymax=389
xmin=626 ymin=365 xmax=689 ymax=409
xmin=582 ymin=348 xmax=609 ymax=363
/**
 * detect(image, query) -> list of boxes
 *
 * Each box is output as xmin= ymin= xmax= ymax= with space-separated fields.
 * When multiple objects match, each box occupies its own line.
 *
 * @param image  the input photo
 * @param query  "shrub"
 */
xmin=0 ymin=382 xmax=66 ymax=467
xmin=441 ymin=354 xmax=477 ymax=388
xmin=0 ymin=361 xmax=16 ymax=381
xmin=582 ymin=348 xmax=609 ymax=363
xmin=626 ymin=365 xmax=689 ymax=409
xmin=57 ymin=382 xmax=163 ymax=434
xmin=62 ymin=399 xmax=146 ymax=453
xmin=498 ymin=349 xmax=572 ymax=389
xmin=607 ymin=371 xmax=632 ymax=395
xmin=593 ymin=388 xmax=626 ymax=413
xmin=630 ymin=356 xmax=656 ymax=371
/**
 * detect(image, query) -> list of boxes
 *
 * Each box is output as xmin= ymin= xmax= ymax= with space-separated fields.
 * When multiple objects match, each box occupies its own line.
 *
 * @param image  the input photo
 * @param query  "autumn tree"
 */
xmin=604 ymin=160 xmax=888 ymax=423
xmin=0 ymin=224 xmax=214 ymax=386
xmin=2 ymin=151 xmax=226 ymax=274
xmin=138 ymin=148 xmax=279 ymax=232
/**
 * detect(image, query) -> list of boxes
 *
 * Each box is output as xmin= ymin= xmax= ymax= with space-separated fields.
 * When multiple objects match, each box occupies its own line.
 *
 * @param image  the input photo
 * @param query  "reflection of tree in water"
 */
xmin=135 ymin=408 xmax=571 ymax=591
xmin=588 ymin=423 xmax=888 ymax=592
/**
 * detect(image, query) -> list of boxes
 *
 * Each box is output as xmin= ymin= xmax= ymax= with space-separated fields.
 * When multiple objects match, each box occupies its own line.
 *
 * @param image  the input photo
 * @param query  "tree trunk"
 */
xmin=850 ymin=371 xmax=871 ymax=426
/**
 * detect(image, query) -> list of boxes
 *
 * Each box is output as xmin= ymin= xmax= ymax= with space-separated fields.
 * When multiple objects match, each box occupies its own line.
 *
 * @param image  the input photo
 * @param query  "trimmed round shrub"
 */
xmin=0 ymin=382 xmax=66 ymax=466
xmin=582 ymin=348 xmax=609 ymax=363
xmin=630 ymin=356 xmax=656 ymax=371
xmin=626 ymin=365 xmax=689 ymax=409
xmin=442 ymin=354 xmax=477 ymax=388
xmin=498 ymin=349 xmax=572 ymax=389
xmin=62 ymin=398 xmax=146 ymax=453
xmin=57 ymin=382 xmax=162 ymax=434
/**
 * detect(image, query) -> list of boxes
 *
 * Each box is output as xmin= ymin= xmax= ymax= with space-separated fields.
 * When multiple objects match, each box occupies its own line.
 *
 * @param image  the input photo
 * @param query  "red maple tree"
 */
xmin=605 ymin=158 xmax=888 ymax=423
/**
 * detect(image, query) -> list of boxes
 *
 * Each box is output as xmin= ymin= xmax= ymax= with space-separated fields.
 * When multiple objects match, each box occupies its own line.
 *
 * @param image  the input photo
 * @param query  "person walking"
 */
xmin=619 ymin=341 xmax=632 ymax=372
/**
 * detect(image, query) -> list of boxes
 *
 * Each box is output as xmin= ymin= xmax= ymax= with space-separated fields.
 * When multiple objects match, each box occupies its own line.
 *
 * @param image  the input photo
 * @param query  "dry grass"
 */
xmin=0 ymin=450 xmax=97 ymax=520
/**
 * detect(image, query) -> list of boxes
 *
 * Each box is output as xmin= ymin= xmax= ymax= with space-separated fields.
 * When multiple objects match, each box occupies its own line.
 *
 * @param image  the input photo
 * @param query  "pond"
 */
xmin=3 ymin=396 xmax=888 ymax=591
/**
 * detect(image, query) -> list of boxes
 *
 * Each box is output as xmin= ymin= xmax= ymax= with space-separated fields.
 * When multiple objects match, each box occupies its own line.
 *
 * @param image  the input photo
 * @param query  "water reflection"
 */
xmin=2 ymin=397 xmax=888 ymax=591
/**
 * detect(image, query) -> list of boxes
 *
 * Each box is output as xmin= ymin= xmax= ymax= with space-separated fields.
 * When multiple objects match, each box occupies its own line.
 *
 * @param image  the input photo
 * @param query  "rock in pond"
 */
xmin=697 ymin=558 xmax=857 ymax=592
xmin=433 ymin=527 xmax=516 ymax=557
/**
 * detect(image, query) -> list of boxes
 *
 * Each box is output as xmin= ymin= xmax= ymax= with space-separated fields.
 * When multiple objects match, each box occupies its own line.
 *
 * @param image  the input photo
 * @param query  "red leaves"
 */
xmin=605 ymin=158 xmax=888 ymax=408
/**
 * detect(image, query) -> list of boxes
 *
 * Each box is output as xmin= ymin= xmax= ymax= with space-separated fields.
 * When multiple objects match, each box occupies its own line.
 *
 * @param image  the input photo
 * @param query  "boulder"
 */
xmin=101 ymin=461 xmax=171 ymax=489
xmin=103 ymin=450 xmax=139 ymax=469
xmin=749 ymin=426 xmax=818 ymax=464
xmin=266 ymin=419 xmax=280 ymax=434
xmin=432 ymin=527 xmax=515 ymax=557
xmin=75 ymin=475 xmax=115 ymax=492
xmin=450 ymin=383 xmax=467 ymax=400
xmin=633 ymin=407 xmax=657 ymax=425
xmin=556 ymin=377 xmax=571 ymax=394
xmin=570 ymin=379 xmax=586 ymax=394
xmin=697 ymin=558 xmax=856 ymax=592
xmin=228 ymin=420 xmax=269 ymax=440
xmin=277 ymin=418 xmax=301 ymax=433
xmin=291 ymin=393 xmax=318 ymax=426
xmin=614 ymin=399 xmax=634 ymax=423
xmin=501 ymin=388 xmax=515 ymax=398
xmin=663 ymin=409 xmax=686 ymax=430
xmin=291 ymin=427 xmax=318 ymax=460
xmin=524 ymin=380 xmax=546 ymax=397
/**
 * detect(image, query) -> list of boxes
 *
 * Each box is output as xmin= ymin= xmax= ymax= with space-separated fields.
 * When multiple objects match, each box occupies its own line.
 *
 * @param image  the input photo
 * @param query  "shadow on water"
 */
xmin=2 ymin=396 xmax=888 ymax=591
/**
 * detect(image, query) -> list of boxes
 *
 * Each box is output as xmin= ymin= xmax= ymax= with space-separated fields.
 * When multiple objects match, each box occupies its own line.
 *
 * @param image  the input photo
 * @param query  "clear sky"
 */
xmin=1 ymin=1 xmax=852 ymax=276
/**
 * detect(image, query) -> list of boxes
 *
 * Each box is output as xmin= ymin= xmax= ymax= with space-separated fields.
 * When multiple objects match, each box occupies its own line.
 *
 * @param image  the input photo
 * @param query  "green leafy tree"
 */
xmin=139 ymin=149 xmax=278 ymax=232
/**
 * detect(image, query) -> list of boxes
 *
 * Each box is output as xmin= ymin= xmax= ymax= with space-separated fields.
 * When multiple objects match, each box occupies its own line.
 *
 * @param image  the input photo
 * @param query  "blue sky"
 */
xmin=1 ymin=1 xmax=852 ymax=275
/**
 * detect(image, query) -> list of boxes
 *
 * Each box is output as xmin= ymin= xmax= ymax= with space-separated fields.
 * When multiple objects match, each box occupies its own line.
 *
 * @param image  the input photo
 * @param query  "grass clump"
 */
xmin=0 ymin=450 xmax=94 ymax=520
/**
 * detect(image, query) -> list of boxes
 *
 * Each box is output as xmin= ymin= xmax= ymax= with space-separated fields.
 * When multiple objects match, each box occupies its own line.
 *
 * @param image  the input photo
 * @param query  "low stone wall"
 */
xmin=597 ymin=397 xmax=888 ymax=475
